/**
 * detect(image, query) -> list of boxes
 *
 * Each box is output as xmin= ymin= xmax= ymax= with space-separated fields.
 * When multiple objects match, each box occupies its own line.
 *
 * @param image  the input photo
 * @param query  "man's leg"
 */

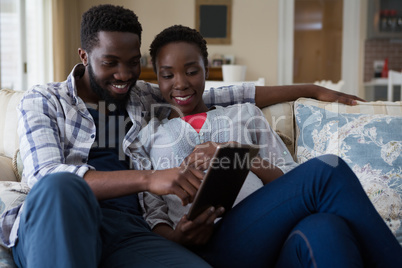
xmin=99 ymin=208 xmax=212 ymax=268
xmin=12 ymin=173 xmax=102 ymax=268
xmin=275 ymin=213 xmax=363 ymax=268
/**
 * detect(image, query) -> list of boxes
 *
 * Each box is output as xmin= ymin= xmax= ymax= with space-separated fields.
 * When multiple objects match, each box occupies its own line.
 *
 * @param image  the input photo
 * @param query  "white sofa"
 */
xmin=1 ymin=88 xmax=401 ymax=266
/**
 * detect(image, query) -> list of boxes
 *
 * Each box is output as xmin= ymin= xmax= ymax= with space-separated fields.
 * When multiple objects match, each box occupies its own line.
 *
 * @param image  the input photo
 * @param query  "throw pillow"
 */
xmin=0 ymin=181 xmax=30 ymax=247
xmin=0 ymin=89 xmax=25 ymax=159
xmin=294 ymin=102 xmax=402 ymax=245
xmin=0 ymin=244 xmax=16 ymax=268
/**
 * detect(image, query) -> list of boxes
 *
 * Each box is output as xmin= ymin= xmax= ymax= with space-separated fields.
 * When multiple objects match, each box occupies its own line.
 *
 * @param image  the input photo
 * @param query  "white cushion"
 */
xmin=0 ymin=89 xmax=25 ymax=158
xmin=0 ymin=156 xmax=17 ymax=182
xmin=261 ymin=102 xmax=295 ymax=158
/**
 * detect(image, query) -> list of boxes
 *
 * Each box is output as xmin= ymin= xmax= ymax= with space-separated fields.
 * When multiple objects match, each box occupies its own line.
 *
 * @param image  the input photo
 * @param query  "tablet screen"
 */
xmin=187 ymin=144 xmax=258 ymax=220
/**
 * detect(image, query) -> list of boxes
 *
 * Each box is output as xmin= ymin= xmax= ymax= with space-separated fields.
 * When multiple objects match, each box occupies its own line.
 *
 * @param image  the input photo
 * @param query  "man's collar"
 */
xmin=67 ymin=63 xmax=86 ymax=105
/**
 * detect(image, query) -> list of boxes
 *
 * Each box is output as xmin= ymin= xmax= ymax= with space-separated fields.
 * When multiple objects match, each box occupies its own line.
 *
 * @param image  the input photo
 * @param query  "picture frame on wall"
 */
xmin=195 ymin=0 xmax=232 ymax=45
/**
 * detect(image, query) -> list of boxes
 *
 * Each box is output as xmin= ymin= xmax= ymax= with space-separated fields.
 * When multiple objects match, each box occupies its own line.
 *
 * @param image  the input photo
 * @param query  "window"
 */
xmin=0 ymin=0 xmax=53 ymax=91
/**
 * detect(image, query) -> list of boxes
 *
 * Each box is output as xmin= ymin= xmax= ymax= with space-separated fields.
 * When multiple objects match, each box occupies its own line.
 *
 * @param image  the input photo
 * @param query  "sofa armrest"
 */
xmin=0 ymin=156 xmax=18 ymax=182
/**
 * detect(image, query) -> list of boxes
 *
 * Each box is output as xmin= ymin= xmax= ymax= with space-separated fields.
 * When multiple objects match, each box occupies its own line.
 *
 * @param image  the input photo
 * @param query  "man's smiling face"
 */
xmin=85 ymin=31 xmax=141 ymax=109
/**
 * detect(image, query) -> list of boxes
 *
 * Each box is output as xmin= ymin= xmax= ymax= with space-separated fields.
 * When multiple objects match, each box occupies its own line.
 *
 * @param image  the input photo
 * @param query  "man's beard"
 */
xmin=87 ymin=64 xmax=130 ymax=111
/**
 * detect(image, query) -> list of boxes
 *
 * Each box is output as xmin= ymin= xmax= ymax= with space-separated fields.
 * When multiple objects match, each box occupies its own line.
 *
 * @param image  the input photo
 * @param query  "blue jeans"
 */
xmin=12 ymin=173 xmax=211 ymax=268
xmin=194 ymin=155 xmax=402 ymax=267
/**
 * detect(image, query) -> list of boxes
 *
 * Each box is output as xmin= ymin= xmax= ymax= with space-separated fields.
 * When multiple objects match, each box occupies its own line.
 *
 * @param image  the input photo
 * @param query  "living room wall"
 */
xmin=78 ymin=0 xmax=279 ymax=84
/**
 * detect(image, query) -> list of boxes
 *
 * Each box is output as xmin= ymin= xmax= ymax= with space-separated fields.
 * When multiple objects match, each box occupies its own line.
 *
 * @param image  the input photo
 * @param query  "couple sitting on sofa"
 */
xmin=3 ymin=4 xmax=401 ymax=268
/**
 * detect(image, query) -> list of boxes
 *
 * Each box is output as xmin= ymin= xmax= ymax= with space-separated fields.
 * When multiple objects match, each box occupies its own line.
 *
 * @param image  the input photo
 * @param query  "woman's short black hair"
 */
xmin=80 ymin=4 xmax=142 ymax=53
xmin=149 ymin=25 xmax=209 ymax=72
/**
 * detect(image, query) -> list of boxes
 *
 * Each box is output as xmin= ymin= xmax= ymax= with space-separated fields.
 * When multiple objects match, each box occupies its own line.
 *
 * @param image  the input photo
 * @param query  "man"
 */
xmin=1 ymin=4 xmax=362 ymax=268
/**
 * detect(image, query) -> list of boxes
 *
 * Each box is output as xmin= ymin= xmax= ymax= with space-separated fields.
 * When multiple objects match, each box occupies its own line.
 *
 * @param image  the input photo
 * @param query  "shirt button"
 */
xmin=91 ymin=134 xmax=95 ymax=139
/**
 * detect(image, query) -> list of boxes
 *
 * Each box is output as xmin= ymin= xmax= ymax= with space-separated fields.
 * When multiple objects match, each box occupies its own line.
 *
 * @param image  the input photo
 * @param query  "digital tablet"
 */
xmin=187 ymin=144 xmax=259 ymax=221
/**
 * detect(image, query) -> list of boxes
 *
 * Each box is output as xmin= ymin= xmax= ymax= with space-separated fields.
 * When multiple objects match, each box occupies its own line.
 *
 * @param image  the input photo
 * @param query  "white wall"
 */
xmin=79 ymin=0 xmax=367 ymax=94
xmin=79 ymin=0 xmax=279 ymax=84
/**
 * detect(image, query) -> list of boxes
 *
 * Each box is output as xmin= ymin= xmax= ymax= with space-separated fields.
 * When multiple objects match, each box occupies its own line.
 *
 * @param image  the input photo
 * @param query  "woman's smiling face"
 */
xmin=155 ymin=41 xmax=209 ymax=118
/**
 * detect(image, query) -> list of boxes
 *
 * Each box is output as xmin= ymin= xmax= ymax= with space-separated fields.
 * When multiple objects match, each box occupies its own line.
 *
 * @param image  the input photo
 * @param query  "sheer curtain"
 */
xmin=0 ymin=0 xmax=25 ymax=90
xmin=51 ymin=0 xmax=81 ymax=82
xmin=25 ymin=0 xmax=53 ymax=88
xmin=0 ymin=0 xmax=80 ymax=89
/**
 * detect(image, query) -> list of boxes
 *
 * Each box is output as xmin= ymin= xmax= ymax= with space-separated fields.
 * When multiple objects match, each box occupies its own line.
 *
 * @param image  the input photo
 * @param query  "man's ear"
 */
xmin=78 ymin=48 xmax=88 ymax=66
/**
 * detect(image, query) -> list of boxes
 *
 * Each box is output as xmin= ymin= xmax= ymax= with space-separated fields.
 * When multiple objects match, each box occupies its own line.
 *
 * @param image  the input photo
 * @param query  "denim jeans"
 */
xmin=12 ymin=172 xmax=211 ymax=268
xmin=194 ymin=155 xmax=402 ymax=267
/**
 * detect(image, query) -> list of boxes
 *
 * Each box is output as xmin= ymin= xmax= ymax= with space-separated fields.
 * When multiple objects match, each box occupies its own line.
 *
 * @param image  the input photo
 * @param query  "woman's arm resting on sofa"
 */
xmin=254 ymin=84 xmax=365 ymax=108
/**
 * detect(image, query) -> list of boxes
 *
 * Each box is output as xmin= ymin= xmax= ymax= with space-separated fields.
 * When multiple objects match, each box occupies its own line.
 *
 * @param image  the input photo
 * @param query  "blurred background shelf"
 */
xmin=139 ymin=67 xmax=223 ymax=84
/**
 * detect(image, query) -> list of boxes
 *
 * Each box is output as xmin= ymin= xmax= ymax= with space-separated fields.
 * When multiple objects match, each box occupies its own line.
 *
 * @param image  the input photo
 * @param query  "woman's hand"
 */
xmin=154 ymin=206 xmax=225 ymax=246
xmin=182 ymin=141 xmax=240 ymax=171
xmin=146 ymin=167 xmax=204 ymax=206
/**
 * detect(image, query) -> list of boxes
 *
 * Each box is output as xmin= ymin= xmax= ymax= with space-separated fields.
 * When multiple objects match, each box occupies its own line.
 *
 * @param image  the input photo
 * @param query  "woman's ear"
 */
xmin=78 ymin=48 xmax=89 ymax=66
xmin=205 ymin=66 xmax=210 ymax=80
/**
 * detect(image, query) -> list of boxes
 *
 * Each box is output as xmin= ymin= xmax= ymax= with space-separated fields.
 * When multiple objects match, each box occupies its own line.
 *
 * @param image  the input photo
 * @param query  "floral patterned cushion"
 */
xmin=0 ymin=182 xmax=29 ymax=245
xmin=0 ymin=245 xmax=16 ymax=268
xmin=0 ymin=181 xmax=29 ymax=267
xmin=295 ymin=102 xmax=402 ymax=245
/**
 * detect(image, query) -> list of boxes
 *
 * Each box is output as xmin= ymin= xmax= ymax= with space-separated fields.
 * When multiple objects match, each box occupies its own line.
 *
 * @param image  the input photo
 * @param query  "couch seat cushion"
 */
xmin=0 ymin=156 xmax=17 ymax=182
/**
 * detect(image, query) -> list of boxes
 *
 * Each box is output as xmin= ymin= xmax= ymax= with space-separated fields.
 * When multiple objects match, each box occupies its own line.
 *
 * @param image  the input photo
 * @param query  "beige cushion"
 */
xmin=12 ymin=149 xmax=22 ymax=182
xmin=0 ymin=89 xmax=25 ymax=158
xmin=0 ymin=156 xmax=17 ymax=182
xmin=294 ymin=98 xmax=402 ymax=116
xmin=260 ymin=102 xmax=295 ymax=157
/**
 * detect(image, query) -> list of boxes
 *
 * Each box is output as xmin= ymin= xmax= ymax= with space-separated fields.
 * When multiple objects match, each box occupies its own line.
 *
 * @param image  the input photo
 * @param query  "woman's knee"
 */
xmin=308 ymin=154 xmax=347 ymax=170
xmin=292 ymin=213 xmax=352 ymax=238
xmin=289 ymin=213 xmax=361 ymax=254
xmin=305 ymin=154 xmax=360 ymax=185
xmin=278 ymin=214 xmax=363 ymax=267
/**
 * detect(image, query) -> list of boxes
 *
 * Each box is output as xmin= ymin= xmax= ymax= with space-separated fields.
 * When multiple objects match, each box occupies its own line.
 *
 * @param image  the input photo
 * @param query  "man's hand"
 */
xmin=254 ymin=84 xmax=365 ymax=108
xmin=154 ymin=206 xmax=225 ymax=246
xmin=313 ymin=85 xmax=365 ymax=105
xmin=146 ymin=167 xmax=204 ymax=206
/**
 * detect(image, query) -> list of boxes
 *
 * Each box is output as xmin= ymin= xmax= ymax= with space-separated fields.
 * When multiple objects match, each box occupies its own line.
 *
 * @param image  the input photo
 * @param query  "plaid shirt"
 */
xmin=0 ymin=64 xmax=256 ymax=247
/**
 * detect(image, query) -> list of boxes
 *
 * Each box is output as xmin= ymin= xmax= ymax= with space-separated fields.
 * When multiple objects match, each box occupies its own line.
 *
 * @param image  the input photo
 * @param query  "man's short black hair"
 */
xmin=80 ymin=4 xmax=142 ymax=53
xmin=149 ymin=25 xmax=209 ymax=73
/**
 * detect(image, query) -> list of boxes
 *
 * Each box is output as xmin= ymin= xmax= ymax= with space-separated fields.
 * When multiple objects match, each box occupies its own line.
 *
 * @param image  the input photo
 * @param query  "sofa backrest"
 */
xmin=260 ymin=102 xmax=296 ymax=159
xmin=0 ymin=89 xmax=25 ymax=159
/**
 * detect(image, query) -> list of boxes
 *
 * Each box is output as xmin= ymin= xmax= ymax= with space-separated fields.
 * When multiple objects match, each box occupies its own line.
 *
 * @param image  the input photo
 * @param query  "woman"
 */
xmin=128 ymin=25 xmax=402 ymax=267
